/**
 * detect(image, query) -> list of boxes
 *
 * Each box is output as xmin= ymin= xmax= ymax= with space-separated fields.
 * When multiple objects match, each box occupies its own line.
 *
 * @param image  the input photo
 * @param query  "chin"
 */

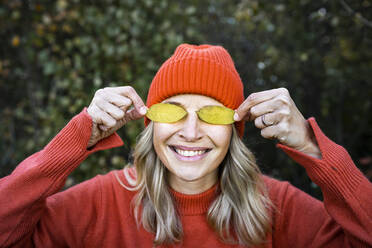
xmin=174 ymin=167 xmax=204 ymax=182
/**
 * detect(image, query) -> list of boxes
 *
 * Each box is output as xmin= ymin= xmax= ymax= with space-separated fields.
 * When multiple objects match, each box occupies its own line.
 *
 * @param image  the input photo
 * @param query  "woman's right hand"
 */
xmin=86 ymin=86 xmax=147 ymax=148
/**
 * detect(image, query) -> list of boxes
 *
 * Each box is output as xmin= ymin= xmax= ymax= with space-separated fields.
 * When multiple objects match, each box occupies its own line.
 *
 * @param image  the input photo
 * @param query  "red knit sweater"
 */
xmin=0 ymin=109 xmax=371 ymax=247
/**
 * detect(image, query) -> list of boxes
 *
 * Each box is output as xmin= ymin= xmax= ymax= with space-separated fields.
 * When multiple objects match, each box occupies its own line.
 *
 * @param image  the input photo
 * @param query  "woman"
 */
xmin=0 ymin=44 xmax=371 ymax=247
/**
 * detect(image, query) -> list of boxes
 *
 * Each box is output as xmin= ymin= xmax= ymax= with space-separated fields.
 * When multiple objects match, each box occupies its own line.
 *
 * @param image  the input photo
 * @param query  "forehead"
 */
xmin=162 ymin=94 xmax=224 ymax=108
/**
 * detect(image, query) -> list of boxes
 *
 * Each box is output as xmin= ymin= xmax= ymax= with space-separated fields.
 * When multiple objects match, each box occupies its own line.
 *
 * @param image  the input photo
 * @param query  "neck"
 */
xmin=170 ymin=182 xmax=220 ymax=215
xmin=168 ymin=171 xmax=218 ymax=194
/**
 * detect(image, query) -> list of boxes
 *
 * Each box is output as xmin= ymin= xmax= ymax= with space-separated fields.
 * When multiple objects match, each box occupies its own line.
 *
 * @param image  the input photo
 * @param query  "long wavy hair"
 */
xmin=122 ymin=122 xmax=272 ymax=246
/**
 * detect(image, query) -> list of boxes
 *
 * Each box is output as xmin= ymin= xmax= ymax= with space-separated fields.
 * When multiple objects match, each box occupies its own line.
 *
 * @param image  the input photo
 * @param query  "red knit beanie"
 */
xmin=145 ymin=44 xmax=245 ymax=137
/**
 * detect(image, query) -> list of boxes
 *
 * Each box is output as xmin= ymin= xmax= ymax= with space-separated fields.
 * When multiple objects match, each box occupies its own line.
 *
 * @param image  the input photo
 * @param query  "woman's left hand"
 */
xmin=234 ymin=88 xmax=321 ymax=158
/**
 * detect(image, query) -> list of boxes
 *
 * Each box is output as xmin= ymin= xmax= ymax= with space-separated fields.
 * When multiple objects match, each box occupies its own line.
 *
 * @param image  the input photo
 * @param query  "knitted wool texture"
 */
xmin=145 ymin=44 xmax=245 ymax=137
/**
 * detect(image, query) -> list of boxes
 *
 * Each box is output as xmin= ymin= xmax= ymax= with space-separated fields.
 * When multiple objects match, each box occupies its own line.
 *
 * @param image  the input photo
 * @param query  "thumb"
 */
xmin=125 ymin=106 xmax=148 ymax=121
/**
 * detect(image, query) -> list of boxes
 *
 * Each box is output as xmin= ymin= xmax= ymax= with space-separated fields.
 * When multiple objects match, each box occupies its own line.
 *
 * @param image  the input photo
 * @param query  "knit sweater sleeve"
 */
xmin=0 ymin=108 xmax=124 ymax=247
xmin=272 ymin=117 xmax=372 ymax=247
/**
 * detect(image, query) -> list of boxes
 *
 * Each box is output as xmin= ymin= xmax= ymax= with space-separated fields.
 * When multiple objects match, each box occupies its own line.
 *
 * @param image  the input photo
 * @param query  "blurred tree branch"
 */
xmin=340 ymin=0 xmax=372 ymax=28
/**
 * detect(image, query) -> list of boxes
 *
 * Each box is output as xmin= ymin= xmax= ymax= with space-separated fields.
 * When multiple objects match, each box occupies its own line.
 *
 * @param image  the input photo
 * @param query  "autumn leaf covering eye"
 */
xmin=146 ymin=103 xmax=235 ymax=125
xmin=196 ymin=106 xmax=235 ymax=124
xmin=146 ymin=103 xmax=187 ymax=123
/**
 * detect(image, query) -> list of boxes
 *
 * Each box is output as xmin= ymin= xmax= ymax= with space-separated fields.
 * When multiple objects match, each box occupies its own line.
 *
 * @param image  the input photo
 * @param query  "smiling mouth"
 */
xmin=169 ymin=146 xmax=211 ymax=157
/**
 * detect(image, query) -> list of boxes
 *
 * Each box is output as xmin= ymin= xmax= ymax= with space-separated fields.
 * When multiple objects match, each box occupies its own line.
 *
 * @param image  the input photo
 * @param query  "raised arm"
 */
xmin=0 ymin=86 xmax=146 ymax=247
xmin=274 ymin=119 xmax=372 ymax=247
xmin=235 ymin=88 xmax=372 ymax=246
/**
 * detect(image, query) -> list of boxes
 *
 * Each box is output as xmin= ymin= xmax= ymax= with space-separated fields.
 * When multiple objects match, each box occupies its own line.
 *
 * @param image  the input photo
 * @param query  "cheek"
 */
xmin=208 ymin=125 xmax=232 ymax=148
xmin=153 ymin=123 xmax=173 ymax=142
xmin=153 ymin=123 xmax=174 ymax=155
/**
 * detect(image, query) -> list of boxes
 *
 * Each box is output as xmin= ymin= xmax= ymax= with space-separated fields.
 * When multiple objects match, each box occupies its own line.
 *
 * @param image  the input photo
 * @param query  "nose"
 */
xmin=178 ymin=112 xmax=203 ymax=142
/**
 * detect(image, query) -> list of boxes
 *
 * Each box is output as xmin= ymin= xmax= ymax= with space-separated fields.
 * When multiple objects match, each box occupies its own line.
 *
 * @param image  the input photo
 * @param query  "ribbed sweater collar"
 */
xmin=169 ymin=183 xmax=219 ymax=216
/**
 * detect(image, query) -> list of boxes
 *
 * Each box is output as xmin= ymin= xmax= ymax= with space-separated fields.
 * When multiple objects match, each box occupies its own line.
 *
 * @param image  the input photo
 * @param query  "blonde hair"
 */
xmin=123 ymin=122 xmax=272 ymax=246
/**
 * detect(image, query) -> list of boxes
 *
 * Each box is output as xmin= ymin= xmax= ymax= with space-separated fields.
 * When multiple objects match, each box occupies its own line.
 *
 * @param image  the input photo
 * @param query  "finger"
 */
xmin=260 ymin=122 xmax=289 ymax=143
xmin=260 ymin=125 xmax=278 ymax=140
xmin=101 ymin=91 xmax=133 ymax=110
xmin=89 ymin=105 xmax=116 ymax=129
xmin=249 ymin=99 xmax=278 ymax=120
xmin=125 ymin=107 xmax=146 ymax=121
xmin=100 ymin=117 xmax=127 ymax=132
xmin=254 ymin=112 xmax=277 ymax=129
xmin=234 ymin=88 xmax=287 ymax=121
xmin=250 ymin=92 xmax=292 ymax=120
xmin=115 ymin=86 xmax=147 ymax=115
xmin=95 ymin=97 xmax=125 ymax=120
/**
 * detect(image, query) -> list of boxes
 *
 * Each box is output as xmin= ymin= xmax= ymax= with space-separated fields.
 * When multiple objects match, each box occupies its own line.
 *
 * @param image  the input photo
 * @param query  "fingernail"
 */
xmin=140 ymin=106 xmax=148 ymax=115
xmin=234 ymin=113 xmax=239 ymax=121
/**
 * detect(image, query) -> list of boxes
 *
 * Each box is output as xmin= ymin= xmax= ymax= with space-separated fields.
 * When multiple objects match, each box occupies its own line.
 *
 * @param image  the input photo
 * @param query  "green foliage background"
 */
xmin=1 ymin=0 xmax=371 ymax=199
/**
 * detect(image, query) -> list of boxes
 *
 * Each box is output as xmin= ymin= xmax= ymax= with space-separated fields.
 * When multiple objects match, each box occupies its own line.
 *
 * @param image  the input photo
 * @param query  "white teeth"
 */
xmin=175 ymin=148 xmax=207 ymax=157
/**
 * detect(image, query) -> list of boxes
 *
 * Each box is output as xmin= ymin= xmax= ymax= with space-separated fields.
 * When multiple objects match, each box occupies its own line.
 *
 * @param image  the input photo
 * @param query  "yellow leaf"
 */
xmin=146 ymin=103 xmax=187 ymax=123
xmin=197 ymin=106 xmax=235 ymax=125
